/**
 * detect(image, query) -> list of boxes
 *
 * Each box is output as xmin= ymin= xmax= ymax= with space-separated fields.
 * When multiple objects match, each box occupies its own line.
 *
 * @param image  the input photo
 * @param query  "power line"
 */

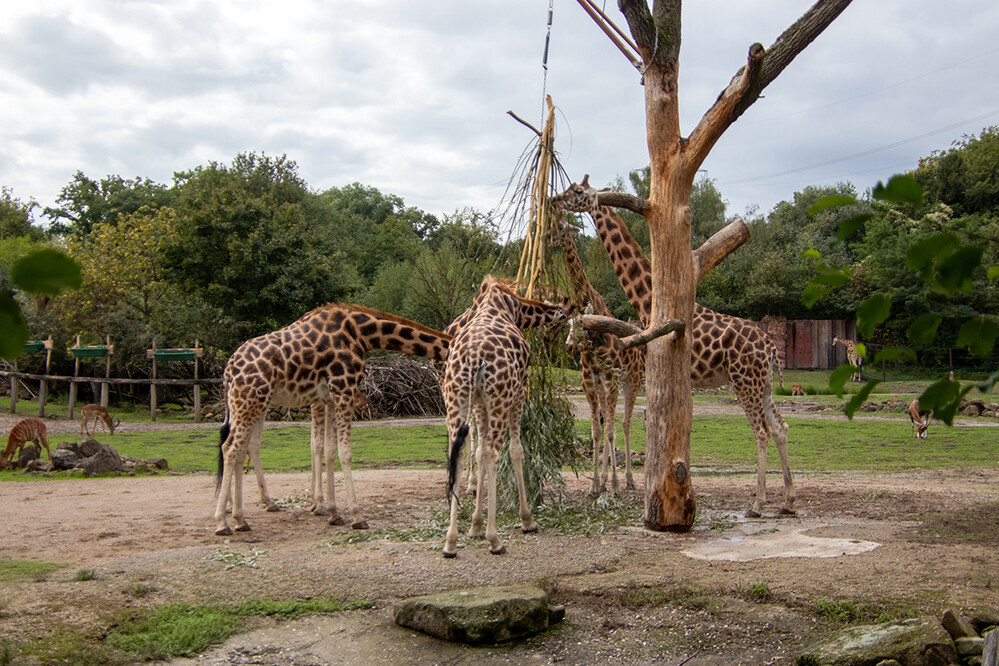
xmin=725 ymin=107 xmax=999 ymax=186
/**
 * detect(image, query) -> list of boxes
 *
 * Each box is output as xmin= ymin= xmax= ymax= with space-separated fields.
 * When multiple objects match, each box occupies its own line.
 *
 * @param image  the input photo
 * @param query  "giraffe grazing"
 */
xmin=833 ymin=337 xmax=863 ymax=381
xmin=442 ymin=276 xmax=573 ymax=557
xmin=555 ymin=213 xmax=645 ymax=493
xmin=214 ymin=304 xmax=451 ymax=536
xmin=553 ymin=176 xmax=794 ymax=518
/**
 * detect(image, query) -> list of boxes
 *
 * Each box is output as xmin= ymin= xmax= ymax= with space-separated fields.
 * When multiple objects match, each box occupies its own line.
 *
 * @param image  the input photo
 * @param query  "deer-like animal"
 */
xmin=791 ymin=384 xmax=806 ymax=396
xmin=80 ymin=404 xmax=120 ymax=436
xmin=907 ymin=398 xmax=930 ymax=439
xmin=2 ymin=418 xmax=51 ymax=470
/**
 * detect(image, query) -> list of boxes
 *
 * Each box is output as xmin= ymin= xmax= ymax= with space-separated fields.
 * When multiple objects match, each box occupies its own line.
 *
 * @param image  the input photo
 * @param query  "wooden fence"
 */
xmin=2 ymin=371 xmax=220 ymax=422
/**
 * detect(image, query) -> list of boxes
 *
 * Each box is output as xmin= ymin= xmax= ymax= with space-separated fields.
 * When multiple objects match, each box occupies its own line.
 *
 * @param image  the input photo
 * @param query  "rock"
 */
xmin=24 ymin=459 xmax=53 ymax=473
xmin=875 ymin=661 xmax=902 ymax=666
xmin=79 ymin=438 xmax=103 ymax=457
xmin=942 ymin=610 xmax=978 ymax=640
xmin=798 ymin=616 xmax=957 ymax=665
xmin=963 ymin=404 xmax=982 ymax=417
xmin=148 ymin=458 xmax=169 ymax=470
xmin=50 ymin=448 xmax=81 ymax=470
xmin=17 ymin=444 xmax=40 ymax=468
xmin=973 ymin=612 xmax=999 ymax=635
xmin=78 ymin=445 xmax=123 ymax=476
xmin=984 ymin=628 xmax=998 ymax=666
xmin=56 ymin=441 xmax=80 ymax=455
xmin=955 ymin=636 xmax=984 ymax=658
xmin=393 ymin=584 xmax=558 ymax=645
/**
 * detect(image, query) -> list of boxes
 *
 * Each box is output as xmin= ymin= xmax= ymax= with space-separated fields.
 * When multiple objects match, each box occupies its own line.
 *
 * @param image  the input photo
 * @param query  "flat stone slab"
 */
xmin=798 ymin=616 xmax=958 ymax=665
xmin=394 ymin=584 xmax=559 ymax=645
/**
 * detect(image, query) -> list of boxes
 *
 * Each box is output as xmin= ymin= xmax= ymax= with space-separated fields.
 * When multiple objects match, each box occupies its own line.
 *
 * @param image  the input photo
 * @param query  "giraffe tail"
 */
xmin=446 ymin=423 xmax=470 ymax=502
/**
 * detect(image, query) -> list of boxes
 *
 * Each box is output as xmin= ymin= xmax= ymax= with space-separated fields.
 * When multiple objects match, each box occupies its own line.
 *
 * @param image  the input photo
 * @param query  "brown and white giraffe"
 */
xmin=833 ymin=337 xmax=863 ymax=381
xmin=553 ymin=177 xmax=794 ymax=518
xmin=214 ymin=304 xmax=451 ymax=536
xmin=442 ymin=276 xmax=573 ymax=557
xmin=555 ymin=214 xmax=645 ymax=493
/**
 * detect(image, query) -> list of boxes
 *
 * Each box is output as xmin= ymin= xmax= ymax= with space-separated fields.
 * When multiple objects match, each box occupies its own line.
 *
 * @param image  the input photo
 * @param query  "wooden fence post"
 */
xmin=149 ymin=338 xmax=158 ymax=422
xmin=9 ymin=360 xmax=16 ymax=415
xmin=68 ymin=334 xmax=80 ymax=420
xmin=38 ymin=337 xmax=52 ymax=417
xmin=194 ymin=339 xmax=202 ymax=423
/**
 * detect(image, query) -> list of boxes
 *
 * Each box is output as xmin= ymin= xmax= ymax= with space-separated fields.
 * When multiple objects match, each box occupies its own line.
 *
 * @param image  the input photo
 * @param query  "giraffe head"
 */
xmin=476 ymin=276 xmax=574 ymax=330
xmin=552 ymin=174 xmax=602 ymax=213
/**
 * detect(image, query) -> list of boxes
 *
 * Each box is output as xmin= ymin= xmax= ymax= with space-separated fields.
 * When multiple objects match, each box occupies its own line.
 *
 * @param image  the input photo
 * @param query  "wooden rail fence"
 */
xmin=2 ymin=370 xmax=221 ymax=423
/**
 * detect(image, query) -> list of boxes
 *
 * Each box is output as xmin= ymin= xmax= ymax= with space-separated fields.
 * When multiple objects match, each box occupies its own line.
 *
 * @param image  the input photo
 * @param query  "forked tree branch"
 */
xmin=694 ymin=218 xmax=750 ymax=280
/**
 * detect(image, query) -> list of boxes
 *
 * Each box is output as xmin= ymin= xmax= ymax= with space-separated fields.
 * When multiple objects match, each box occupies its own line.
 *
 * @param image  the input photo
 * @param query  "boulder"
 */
xmin=148 ymin=458 xmax=169 ymax=470
xmin=78 ymin=445 xmax=123 ymax=476
xmin=79 ymin=438 xmax=103 ymax=458
xmin=394 ymin=584 xmax=560 ymax=645
xmin=24 ymin=459 xmax=53 ymax=473
xmin=50 ymin=448 xmax=81 ymax=470
xmin=798 ymin=616 xmax=958 ymax=665
xmin=17 ymin=444 xmax=40 ymax=468
xmin=984 ymin=628 xmax=998 ymax=666
xmin=942 ymin=609 xmax=978 ymax=640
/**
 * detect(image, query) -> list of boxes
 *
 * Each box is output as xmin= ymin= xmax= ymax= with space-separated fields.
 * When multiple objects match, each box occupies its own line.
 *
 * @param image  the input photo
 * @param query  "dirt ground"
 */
xmin=1 ymin=408 xmax=998 ymax=665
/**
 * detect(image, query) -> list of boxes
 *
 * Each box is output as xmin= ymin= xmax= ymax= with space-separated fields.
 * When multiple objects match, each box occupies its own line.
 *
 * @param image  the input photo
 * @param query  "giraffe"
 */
xmin=833 ymin=337 xmax=863 ymax=381
xmin=553 ymin=177 xmax=794 ymax=518
xmin=442 ymin=275 xmax=573 ymax=557
xmin=555 ymin=213 xmax=645 ymax=493
xmin=214 ymin=304 xmax=451 ymax=536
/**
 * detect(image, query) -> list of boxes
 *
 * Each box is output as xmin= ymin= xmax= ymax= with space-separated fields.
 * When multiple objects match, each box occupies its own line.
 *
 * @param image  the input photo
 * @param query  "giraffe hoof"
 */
xmin=745 ymin=509 xmax=762 ymax=519
xmin=489 ymin=545 xmax=507 ymax=555
xmin=778 ymin=507 xmax=797 ymax=516
xmin=313 ymin=507 xmax=330 ymax=517
xmin=522 ymin=524 xmax=538 ymax=534
xmin=264 ymin=504 xmax=280 ymax=513
xmin=351 ymin=520 xmax=369 ymax=530
xmin=328 ymin=516 xmax=345 ymax=526
xmin=215 ymin=526 xmax=233 ymax=536
xmin=443 ymin=550 xmax=458 ymax=559
xmin=234 ymin=523 xmax=252 ymax=532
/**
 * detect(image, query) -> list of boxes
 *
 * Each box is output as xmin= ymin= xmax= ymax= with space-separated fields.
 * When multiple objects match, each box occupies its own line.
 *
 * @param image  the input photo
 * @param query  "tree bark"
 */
xmin=613 ymin=0 xmax=853 ymax=532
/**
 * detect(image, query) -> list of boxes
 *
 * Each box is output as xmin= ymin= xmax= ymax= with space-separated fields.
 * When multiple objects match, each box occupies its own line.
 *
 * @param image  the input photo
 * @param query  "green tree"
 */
xmin=44 ymin=173 xmax=176 ymax=238
xmin=164 ymin=153 xmax=360 ymax=351
xmin=916 ymin=126 xmax=999 ymax=218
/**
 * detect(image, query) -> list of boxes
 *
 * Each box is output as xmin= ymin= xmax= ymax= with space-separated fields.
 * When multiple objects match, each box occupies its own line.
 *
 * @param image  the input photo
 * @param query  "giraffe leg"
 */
xmin=507 ymin=403 xmax=537 ymax=534
xmin=248 ymin=443 xmax=278 ymax=512
xmin=468 ymin=405 xmax=488 ymax=538
xmin=443 ymin=419 xmax=464 ymax=558
xmin=232 ymin=447 xmax=251 ymax=532
xmin=462 ymin=417 xmax=478 ymax=497
xmin=323 ymin=406 xmax=345 ymax=526
xmin=622 ymin=378 xmax=638 ymax=491
xmin=765 ymin=397 xmax=795 ymax=515
xmin=334 ymin=397 xmax=366 ymax=529
xmin=484 ymin=444 xmax=505 ymax=554
xmin=583 ymin=384 xmax=603 ymax=494
xmin=603 ymin=382 xmax=620 ymax=495
xmin=309 ymin=405 xmax=329 ymax=515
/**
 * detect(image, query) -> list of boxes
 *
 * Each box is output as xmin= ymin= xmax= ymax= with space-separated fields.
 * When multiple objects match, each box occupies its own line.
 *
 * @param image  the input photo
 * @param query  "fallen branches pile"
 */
xmin=358 ymin=357 xmax=444 ymax=420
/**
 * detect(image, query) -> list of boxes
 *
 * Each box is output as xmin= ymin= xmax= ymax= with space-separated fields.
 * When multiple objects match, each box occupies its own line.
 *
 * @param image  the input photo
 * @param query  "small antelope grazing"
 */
xmin=80 ymin=404 xmax=121 ymax=436
xmin=791 ymin=384 xmax=806 ymax=396
xmin=2 ymin=418 xmax=51 ymax=470
xmin=907 ymin=398 xmax=931 ymax=438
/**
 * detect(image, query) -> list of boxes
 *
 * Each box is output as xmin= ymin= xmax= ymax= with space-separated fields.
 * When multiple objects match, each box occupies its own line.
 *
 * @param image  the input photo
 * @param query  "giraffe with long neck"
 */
xmin=442 ymin=276 xmax=572 ymax=557
xmin=553 ymin=177 xmax=794 ymax=517
xmin=556 ymin=215 xmax=644 ymax=492
xmin=833 ymin=337 xmax=863 ymax=381
xmin=214 ymin=304 xmax=451 ymax=535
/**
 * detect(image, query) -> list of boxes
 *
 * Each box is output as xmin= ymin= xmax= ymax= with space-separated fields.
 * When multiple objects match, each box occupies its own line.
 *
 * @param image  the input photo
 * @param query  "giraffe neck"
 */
xmin=590 ymin=206 xmax=653 ymax=326
xmin=557 ymin=225 xmax=612 ymax=317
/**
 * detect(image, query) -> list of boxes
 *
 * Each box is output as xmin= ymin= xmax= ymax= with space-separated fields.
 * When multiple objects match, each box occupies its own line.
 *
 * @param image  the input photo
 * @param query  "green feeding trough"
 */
xmin=153 ymin=349 xmax=196 ymax=362
xmin=71 ymin=346 xmax=109 ymax=358
xmin=23 ymin=341 xmax=45 ymax=353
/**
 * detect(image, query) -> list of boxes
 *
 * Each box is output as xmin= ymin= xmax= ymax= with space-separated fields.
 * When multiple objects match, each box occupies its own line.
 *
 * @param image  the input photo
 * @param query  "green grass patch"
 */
xmin=104 ymin=598 xmax=372 ymax=661
xmin=0 ymin=558 xmax=63 ymax=582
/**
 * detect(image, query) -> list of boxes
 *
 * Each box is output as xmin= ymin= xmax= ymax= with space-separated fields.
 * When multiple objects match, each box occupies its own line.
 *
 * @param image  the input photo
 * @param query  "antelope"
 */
xmin=791 ymin=384 xmax=806 ymax=396
xmin=80 ymin=404 xmax=121 ymax=436
xmin=907 ymin=398 xmax=931 ymax=439
xmin=2 ymin=418 xmax=51 ymax=470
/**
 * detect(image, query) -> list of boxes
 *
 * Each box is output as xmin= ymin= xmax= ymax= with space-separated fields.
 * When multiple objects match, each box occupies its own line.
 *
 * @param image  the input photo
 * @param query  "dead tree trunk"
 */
xmin=614 ymin=0 xmax=853 ymax=531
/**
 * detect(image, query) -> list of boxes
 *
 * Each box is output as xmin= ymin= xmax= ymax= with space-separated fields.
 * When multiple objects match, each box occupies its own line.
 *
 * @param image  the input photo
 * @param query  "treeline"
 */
xmin=2 ymin=127 xmax=998 ymax=382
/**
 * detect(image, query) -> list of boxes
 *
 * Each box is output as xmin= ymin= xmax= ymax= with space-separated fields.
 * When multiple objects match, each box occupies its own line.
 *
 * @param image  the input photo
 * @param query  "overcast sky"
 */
xmin=2 ymin=1 xmax=998 ymax=228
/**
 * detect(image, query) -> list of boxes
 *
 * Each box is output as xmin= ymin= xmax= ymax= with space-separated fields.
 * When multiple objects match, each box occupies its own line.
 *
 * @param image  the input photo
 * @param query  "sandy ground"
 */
xmin=1 ymin=405 xmax=998 ymax=665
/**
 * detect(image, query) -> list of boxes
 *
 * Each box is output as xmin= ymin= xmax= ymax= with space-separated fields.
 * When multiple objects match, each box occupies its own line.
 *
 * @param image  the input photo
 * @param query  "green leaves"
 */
xmin=872 ymin=174 xmax=924 ymax=207
xmin=855 ymin=294 xmax=891 ymax=339
xmin=1 ymin=248 xmax=81 ymax=359
xmin=956 ymin=317 xmax=999 ymax=356
xmin=11 ymin=249 xmax=82 ymax=294
xmin=906 ymin=233 xmax=982 ymax=297
xmin=906 ymin=313 xmax=942 ymax=347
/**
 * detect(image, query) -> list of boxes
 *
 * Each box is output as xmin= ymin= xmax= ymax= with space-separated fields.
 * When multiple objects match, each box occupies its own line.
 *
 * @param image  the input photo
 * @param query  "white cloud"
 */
xmin=1 ymin=1 xmax=997 ymax=222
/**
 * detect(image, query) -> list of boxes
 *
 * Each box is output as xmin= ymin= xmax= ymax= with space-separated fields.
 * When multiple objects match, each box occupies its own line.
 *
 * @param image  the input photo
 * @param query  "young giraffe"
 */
xmin=833 ymin=337 xmax=863 ymax=381
xmin=442 ymin=276 xmax=573 ymax=557
xmin=214 ymin=304 xmax=451 ymax=536
xmin=553 ymin=177 xmax=794 ymax=517
xmin=555 ymin=214 xmax=645 ymax=493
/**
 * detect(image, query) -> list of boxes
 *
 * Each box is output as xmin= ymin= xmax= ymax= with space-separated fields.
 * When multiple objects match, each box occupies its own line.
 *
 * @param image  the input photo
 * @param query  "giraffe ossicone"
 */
xmin=553 ymin=177 xmax=795 ymax=518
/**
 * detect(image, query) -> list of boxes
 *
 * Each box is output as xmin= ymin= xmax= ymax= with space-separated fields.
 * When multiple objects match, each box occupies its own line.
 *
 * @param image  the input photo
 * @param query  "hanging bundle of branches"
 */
xmin=494 ymin=95 xmax=585 ymax=512
xmin=358 ymin=356 xmax=444 ymax=419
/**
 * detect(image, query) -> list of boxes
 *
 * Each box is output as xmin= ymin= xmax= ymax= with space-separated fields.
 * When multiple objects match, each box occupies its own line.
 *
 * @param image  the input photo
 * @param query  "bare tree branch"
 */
xmin=578 ymin=315 xmax=685 ymax=349
xmin=694 ymin=218 xmax=750 ymax=281
xmin=595 ymin=190 xmax=651 ymax=214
